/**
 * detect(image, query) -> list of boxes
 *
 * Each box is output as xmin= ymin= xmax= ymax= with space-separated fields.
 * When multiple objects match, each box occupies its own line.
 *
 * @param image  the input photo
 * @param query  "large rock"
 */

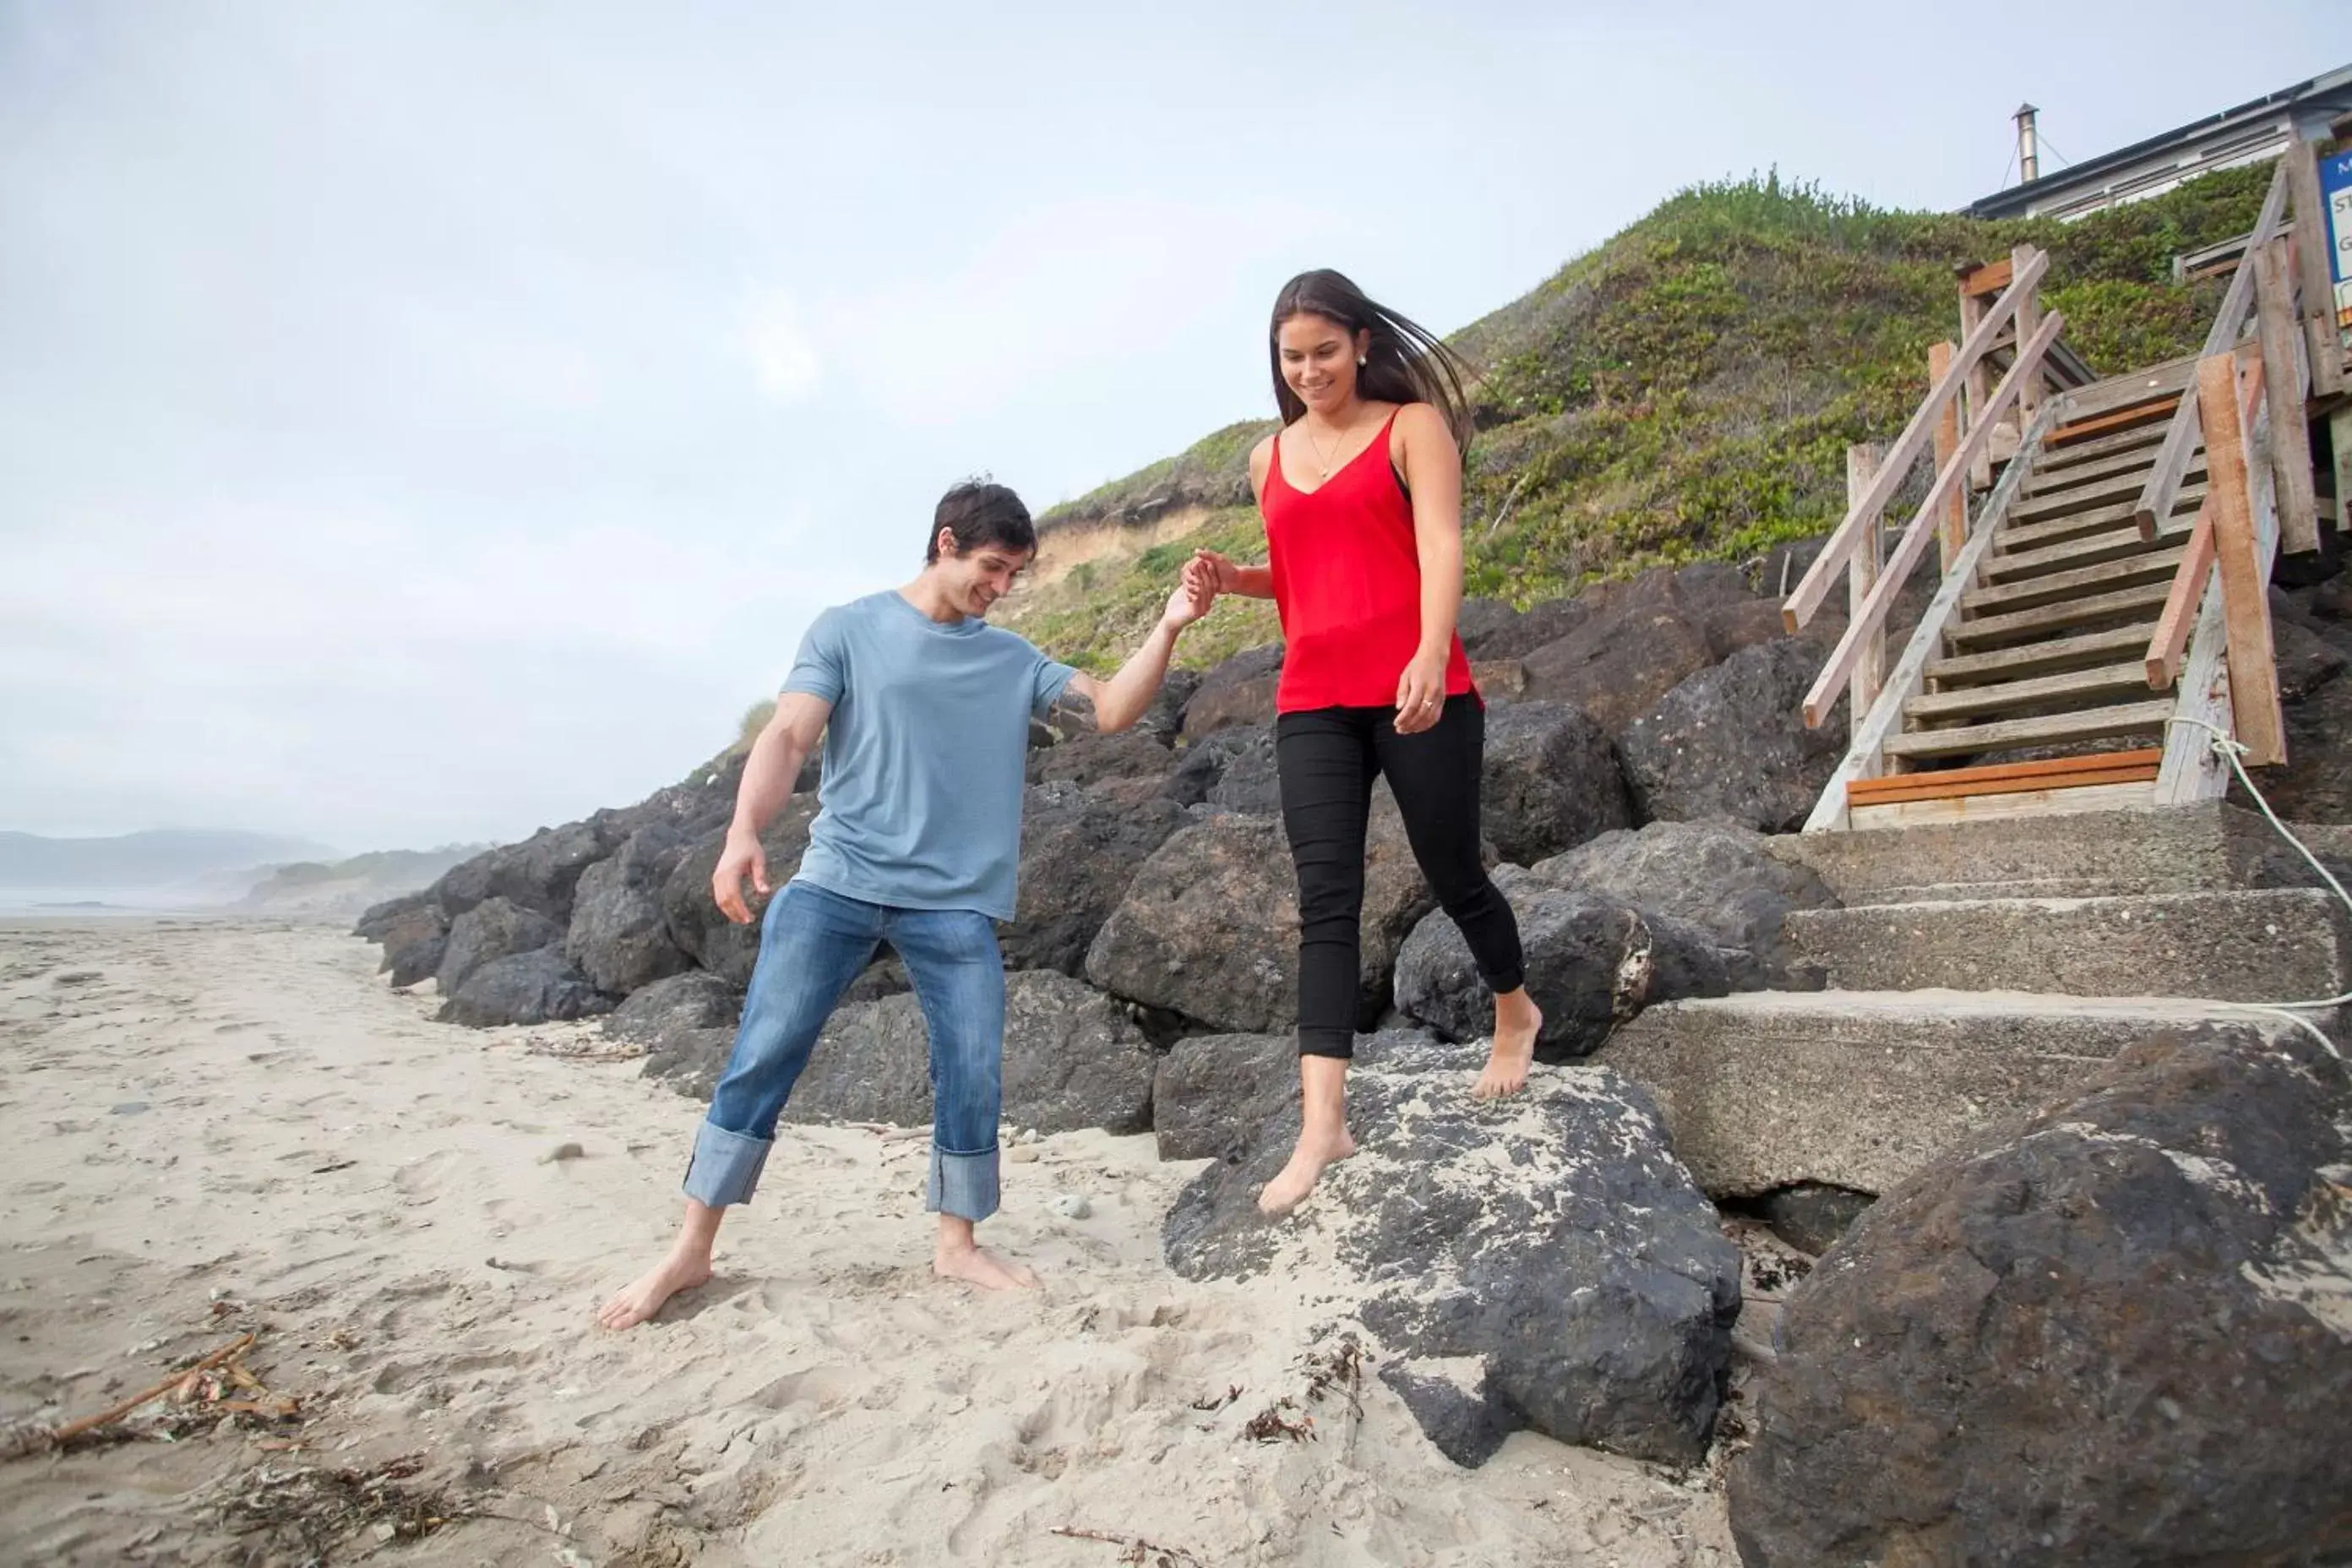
xmin=2246 ymin=632 xmax=2349 ymax=824
xmin=354 ymin=890 xmax=435 ymax=942
xmin=1619 ymin=635 xmax=1849 ymax=831
xmin=641 ymin=1026 xmax=736 ymax=1100
xmin=1152 ymin=1031 xmax=1294 ymax=1162
xmin=1531 ymin=819 xmax=1838 ymax=987
xmin=436 ymin=946 xmax=614 ymax=1027
xmin=1515 ymin=567 xmax=1756 ymax=732
xmin=1002 ymin=785 xmax=1190 ymax=976
xmin=1086 ymin=796 xmax=1435 ymax=1032
xmin=783 ymin=971 xmax=1157 ymax=1134
xmin=1394 ymin=868 xmax=1738 ymax=1059
xmin=1165 ymin=1054 xmax=1741 ymax=1466
xmin=1027 ymin=731 xmax=1177 ymax=793
xmin=564 ymin=825 xmax=694 ymax=996
xmin=437 ymin=897 xmax=564 ymax=995
xmin=604 ymin=969 xmax=740 ymax=1043
xmin=1181 ymin=644 xmax=1284 ymax=738
xmin=373 ymin=901 xmax=449 ymax=989
xmin=1477 ymin=701 xmax=1631 ymax=865
xmin=659 ymin=798 xmax=821 ymax=987
xmin=1466 ymin=596 xmax=1590 ymax=660
xmin=1160 ymin=727 xmax=1265 ymax=808
xmin=436 ymin=819 xmax=622 ymax=925
xmin=1203 ymin=728 xmax=1283 ymax=815
xmin=1728 ymin=1026 xmax=2352 ymax=1567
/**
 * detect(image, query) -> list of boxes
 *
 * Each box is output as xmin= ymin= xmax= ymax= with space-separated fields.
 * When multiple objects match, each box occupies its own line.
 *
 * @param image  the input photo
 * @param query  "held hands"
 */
xmin=1393 ymin=651 xmax=1449 ymax=735
xmin=711 ymin=830 xmax=771 ymax=925
xmin=1187 ymin=549 xmax=1241 ymax=596
xmin=1164 ymin=561 xmax=1219 ymax=631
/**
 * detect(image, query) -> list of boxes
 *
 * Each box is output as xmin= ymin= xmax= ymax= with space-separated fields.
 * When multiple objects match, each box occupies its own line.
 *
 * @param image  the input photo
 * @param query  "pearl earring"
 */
xmin=1358 ymin=355 xmax=1368 ymax=366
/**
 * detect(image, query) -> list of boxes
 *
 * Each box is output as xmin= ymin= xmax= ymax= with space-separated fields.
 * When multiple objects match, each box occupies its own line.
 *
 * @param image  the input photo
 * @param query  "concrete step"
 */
xmin=1784 ymin=888 xmax=2350 ymax=1001
xmin=1599 ymin=989 xmax=2304 ymax=1199
xmin=1768 ymin=802 xmax=2289 ymax=903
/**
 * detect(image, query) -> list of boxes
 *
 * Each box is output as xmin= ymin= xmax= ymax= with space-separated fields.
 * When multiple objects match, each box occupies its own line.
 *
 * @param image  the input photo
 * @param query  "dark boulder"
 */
xmin=1728 ymin=1026 xmax=2352 ymax=1567
xmin=1477 ymin=701 xmax=1631 ymax=866
xmin=482 ymin=819 xmax=624 ymax=923
xmin=1166 ymin=1055 xmax=1740 ymax=1466
xmin=1531 ymin=819 xmax=1838 ymax=987
xmin=1002 ymin=784 xmax=1190 ymax=976
xmin=1203 ymin=728 xmax=1283 ymax=816
xmin=565 ymin=824 xmax=695 ymax=996
xmin=374 ymin=901 xmax=449 ymax=989
xmin=1152 ymin=1031 xmax=1294 ymax=1162
xmin=437 ymin=897 xmax=563 ymax=996
xmin=1377 ymin=1360 xmax=1515 ymax=1469
xmin=1394 ymin=868 xmax=1738 ymax=1059
xmin=436 ymin=946 xmax=614 ymax=1027
xmin=640 ymin=1026 xmax=736 ymax=1101
xmin=1028 ymin=731 xmax=1178 ymax=792
xmin=355 ymin=890 xmax=435 ymax=942
xmin=1518 ymin=610 xmax=1719 ymax=735
xmin=1754 ymin=1183 xmax=1875 ymax=1256
xmin=1619 ymin=635 xmax=1849 ymax=832
xmin=659 ymin=799 xmax=820 ymax=987
xmin=1160 ymin=726 xmax=1266 ymax=808
xmin=604 ymin=969 xmax=740 ymax=1043
xmin=1181 ymin=644 xmax=1284 ymax=738
xmin=1466 ymin=596 xmax=1590 ymax=661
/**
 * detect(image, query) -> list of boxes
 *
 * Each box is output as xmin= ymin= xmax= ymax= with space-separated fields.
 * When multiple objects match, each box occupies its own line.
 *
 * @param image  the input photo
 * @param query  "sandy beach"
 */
xmin=0 ymin=918 xmax=1737 ymax=1566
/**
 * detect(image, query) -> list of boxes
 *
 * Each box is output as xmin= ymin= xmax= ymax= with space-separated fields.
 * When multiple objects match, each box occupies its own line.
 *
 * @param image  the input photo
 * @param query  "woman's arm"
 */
xmin=1182 ymin=434 xmax=1280 ymax=600
xmin=1391 ymin=402 xmax=1465 ymax=735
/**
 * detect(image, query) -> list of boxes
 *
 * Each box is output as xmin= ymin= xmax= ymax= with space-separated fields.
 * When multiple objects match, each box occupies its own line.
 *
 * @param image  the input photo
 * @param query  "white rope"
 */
xmin=2163 ymin=716 xmax=2349 ymax=1059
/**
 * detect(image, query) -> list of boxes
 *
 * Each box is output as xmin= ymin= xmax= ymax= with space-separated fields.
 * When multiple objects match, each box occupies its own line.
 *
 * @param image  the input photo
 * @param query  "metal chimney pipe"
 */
xmin=2014 ymin=102 xmax=2040 ymax=184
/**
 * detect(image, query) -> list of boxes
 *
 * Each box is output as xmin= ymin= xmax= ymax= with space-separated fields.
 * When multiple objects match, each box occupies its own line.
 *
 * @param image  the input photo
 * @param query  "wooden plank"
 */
xmin=1902 ymin=660 xmax=2154 ymax=722
xmin=1983 ymin=519 xmax=2190 ymax=585
xmin=1847 ymin=443 xmax=1886 ymax=758
xmin=1930 ymin=342 xmax=1963 ymax=568
xmin=1802 ymin=402 xmax=2061 ymax=833
xmin=2129 ymin=393 xmax=2202 ymax=542
xmin=1847 ymin=747 xmax=2162 ymax=799
xmin=2034 ymin=413 xmax=2175 ymax=470
xmin=2049 ymin=397 xmax=2179 ymax=449
xmin=2003 ymin=491 xmax=2201 ymax=564
xmin=2016 ymin=467 xmax=2186 ymax=525
xmin=1850 ymin=761 xmax=2160 ymax=807
xmin=1928 ymin=626 xmax=2159 ymax=686
xmin=1960 ymin=256 xmax=2014 ymax=299
xmin=2142 ymin=505 xmax=2216 ymax=689
xmin=2195 ymin=351 xmax=2284 ymax=767
xmin=1784 ymin=248 xmax=2050 ymax=632
xmin=1850 ymin=780 xmax=2158 ymax=829
xmin=2284 ymin=139 xmax=2344 ymax=397
xmin=2251 ymin=237 xmax=2320 ymax=555
xmin=1882 ymin=697 xmax=2175 ymax=760
xmin=2024 ymin=441 xmax=2186 ymax=498
xmin=2052 ymin=356 xmax=2199 ymax=423
xmin=1961 ymin=288 xmax=1995 ymax=494
xmin=1805 ymin=310 xmax=2066 ymax=727
xmin=1962 ymin=542 xmax=2187 ymax=617
xmin=1946 ymin=581 xmax=2176 ymax=649
xmin=2013 ymin=246 xmax=2044 ymax=427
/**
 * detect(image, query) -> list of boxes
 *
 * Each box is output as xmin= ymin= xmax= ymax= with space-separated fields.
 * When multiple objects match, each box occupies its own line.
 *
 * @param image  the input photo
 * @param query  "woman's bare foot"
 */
xmin=1256 ymin=1128 xmax=1358 ymax=1216
xmin=935 ymin=1240 xmax=1040 ymax=1290
xmin=596 ymin=1251 xmax=713 ymax=1331
xmin=1474 ymin=992 xmax=1544 ymax=1100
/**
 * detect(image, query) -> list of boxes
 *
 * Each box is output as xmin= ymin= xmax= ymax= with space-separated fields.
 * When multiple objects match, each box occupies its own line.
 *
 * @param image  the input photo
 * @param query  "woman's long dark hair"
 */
xmin=1268 ymin=270 xmax=1473 ymax=455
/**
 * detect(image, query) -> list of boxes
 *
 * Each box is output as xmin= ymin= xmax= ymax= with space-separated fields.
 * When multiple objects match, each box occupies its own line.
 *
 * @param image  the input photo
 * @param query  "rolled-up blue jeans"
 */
xmin=682 ymin=881 xmax=1005 ymax=1221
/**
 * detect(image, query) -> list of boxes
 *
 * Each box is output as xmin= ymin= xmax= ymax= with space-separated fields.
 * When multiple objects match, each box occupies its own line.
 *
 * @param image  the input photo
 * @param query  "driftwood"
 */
xmin=3 ymin=1332 xmax=259 ymax=1459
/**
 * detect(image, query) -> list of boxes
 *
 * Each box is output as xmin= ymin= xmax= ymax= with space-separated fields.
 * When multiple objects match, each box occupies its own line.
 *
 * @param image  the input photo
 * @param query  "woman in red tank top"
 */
xmin=1185 ymin=270 xmax=1544 ymax=1217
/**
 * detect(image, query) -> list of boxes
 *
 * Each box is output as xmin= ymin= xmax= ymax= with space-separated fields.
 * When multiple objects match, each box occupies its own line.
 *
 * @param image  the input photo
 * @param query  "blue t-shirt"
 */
xmin=781 ymin=591 xmax=1079 ymax=921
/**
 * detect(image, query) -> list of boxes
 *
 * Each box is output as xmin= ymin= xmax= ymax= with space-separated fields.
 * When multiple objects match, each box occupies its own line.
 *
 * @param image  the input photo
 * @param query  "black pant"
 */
xmin=1276 ymin=694 xmax=1526 ymax=1059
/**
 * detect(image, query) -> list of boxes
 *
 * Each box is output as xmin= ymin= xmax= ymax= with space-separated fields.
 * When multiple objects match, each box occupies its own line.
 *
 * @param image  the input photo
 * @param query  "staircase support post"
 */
xmin=2012 ymin=245 xmax=2044 ymax=427
xmin=1930 ymin=341 xmax=1964 ymax=570
xmin=1847 ymin=442 xmax=1888 ymax=770
xmin=2283 ymin=136 xmax=2345 ymax=398
xmin=2251 ymin=237 xmax=2320 ymax=555
xmin=2195 ymin=351 xmax=2286 ymax=767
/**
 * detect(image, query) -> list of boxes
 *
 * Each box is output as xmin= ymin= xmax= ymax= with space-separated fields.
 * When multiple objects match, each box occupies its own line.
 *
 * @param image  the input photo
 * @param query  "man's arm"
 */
xmin=1064 ymin=580 xmax=1211 ymax=732
xmin=712 ymin=691 xmax=831 ymax=923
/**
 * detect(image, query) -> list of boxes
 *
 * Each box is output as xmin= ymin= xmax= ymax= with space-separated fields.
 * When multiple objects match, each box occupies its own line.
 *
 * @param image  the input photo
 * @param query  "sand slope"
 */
xmin=0 ymin=919 xmax=1734 ymax=1565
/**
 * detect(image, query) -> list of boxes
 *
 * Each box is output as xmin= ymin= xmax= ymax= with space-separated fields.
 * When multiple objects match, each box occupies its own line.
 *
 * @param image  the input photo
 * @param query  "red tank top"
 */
xmin=1262 ymin=409 xmax=1477 ymax=713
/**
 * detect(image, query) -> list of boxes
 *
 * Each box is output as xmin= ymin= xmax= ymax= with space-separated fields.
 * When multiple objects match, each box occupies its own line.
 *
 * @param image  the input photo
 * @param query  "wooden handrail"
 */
xmin=2130 ymin=158 xmax=2292 ymax=540
xmin=1782 ymin=247 xmax=2050 ymax=634
xmin=1802 ymin=308 xmax=2066 ymax=727
xmin=2143 ymin=351 xmax=2265 ymax=690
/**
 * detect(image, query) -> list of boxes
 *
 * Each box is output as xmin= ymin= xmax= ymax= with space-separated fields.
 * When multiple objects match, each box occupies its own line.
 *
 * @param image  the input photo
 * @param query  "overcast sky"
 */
xmin=3 ymin=1 xmax=2344 ymax=852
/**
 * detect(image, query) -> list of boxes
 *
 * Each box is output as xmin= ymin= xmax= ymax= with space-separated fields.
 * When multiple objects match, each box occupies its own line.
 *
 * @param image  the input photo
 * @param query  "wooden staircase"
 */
xmin=1790 ymin=137 xmax=2344 ymax=832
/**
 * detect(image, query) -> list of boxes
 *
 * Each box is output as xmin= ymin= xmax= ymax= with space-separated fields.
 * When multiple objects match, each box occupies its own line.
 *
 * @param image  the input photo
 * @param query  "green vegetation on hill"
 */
xmin=1010 ymin=166 xmax=2271 ymax=672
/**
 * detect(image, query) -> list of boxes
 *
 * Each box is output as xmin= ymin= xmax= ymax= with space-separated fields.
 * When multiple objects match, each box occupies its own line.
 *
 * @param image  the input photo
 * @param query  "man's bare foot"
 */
xmin=596 ymin=1252 xmax=713 ymax=1330
xmin=1474 ymin=997 xmax=1544 ymax=1100
xmin=1256 ymin=1129 xmax=1357 ymax=1216
xmin=935 ymin=1242 xmax=1040 ymax=1291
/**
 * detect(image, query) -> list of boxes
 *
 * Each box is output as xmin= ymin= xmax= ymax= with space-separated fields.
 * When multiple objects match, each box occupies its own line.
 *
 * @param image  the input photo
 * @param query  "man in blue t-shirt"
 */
xmin=600 ymin=481 xmax=1214 ymax=1327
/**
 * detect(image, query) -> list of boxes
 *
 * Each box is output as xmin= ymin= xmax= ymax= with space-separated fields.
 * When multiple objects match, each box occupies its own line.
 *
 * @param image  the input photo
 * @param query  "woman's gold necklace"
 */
xmin=1303 ymin=414 xmax=1353 ymax=480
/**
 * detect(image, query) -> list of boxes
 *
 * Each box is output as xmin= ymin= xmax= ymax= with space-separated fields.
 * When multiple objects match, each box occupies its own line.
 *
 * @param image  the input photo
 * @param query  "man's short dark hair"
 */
xmin=927 ymin=479 xmax=1037 ymax=564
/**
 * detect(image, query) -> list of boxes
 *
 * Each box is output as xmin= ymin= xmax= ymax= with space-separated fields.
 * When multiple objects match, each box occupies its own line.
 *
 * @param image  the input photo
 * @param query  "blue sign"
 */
xmin=2323 ymin=147 xmax=2352 ymax=338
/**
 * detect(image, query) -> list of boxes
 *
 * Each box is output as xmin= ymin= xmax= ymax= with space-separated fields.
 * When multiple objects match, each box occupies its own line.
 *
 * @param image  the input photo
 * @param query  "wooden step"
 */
xmin=2022 ymin=440 xmax=2193 ymax=498
xmin=2044 ymin=395 xmax=2180 ymax=449
xmin=1944 ymin=582 xmax=2178 ymax=649
xmin=1925 ymin=625 xmax=2159 ymax=686
xmin=1903 ymin=661 xmax=2157 ymax=723
xmin=1996 ymin=484 xmax=2207 ymax=554
xmin=1962 ymin=547 xmax=2188 ymax=618
xmin=1883 ymin=698 xmax=2176 ymax=760
xmin=1982 ymin=519 xmax=2192 ymax=585
xmin=2028 ymin=419 xmax=2175 ymax=475
xmin=2010 ymin=468 xmax=2193 ymax=526
xmin=1847 ymin=749 xmax=2164 ymax=806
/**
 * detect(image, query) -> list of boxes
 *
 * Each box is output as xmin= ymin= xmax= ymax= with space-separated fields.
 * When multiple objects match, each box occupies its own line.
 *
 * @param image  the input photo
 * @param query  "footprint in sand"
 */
xmin=743 ymin=1364 xmax=863 ymax=1413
